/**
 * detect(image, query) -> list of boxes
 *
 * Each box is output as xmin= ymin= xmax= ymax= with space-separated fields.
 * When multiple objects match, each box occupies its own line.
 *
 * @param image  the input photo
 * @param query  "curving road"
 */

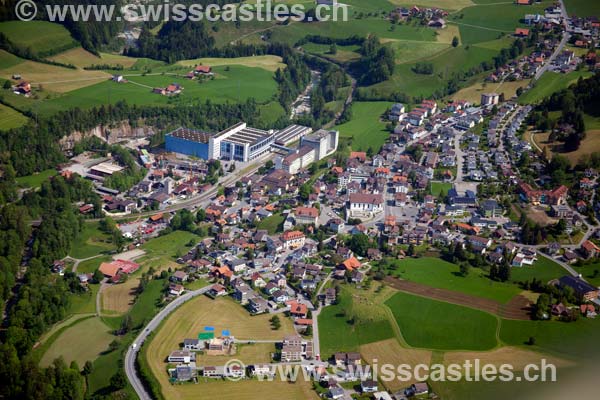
xmin=125 ymin=285 xmax=213 ymax=400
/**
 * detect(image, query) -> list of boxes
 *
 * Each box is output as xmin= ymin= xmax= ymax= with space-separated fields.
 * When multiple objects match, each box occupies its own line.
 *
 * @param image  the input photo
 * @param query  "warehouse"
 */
xmin=165 ymin=127 xmax=212 ymax=159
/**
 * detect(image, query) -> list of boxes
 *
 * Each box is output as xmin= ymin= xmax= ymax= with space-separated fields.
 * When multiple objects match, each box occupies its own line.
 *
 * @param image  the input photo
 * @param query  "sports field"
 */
xmin=386 ymin=291 xmax=499 ymax=351
xmin=334 ymin=101 xmax=392 ymax=151
xmin=40 ymin=316 xmax=113 ymax=369
xmin=0 ymin=21 xmax=77 ymax=56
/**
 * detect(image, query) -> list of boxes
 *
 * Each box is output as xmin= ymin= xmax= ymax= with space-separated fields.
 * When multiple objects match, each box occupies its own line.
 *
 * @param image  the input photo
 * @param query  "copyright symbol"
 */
xmin=15 ymin=0 xmax=38 ymax=22
xmin=224 ymin=359 xmax=245 ymax=382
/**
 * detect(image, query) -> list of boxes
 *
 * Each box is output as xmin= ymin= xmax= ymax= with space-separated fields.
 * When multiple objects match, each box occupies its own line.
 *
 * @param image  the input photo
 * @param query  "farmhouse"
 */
xmin=194 ymin=65 xmax=212 ymax=75
xmin=13 ymin=81 xmax=31 ymax=96
xmin=515 ymin=28 xmax=530 ymax=37
xmin=98 ymin=259 xmax=140 ymax=278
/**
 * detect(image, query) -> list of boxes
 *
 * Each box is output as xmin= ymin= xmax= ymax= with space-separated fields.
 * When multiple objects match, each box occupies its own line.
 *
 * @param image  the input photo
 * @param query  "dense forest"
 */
xmin=353 ymin=35 xmax=395 ymax=85
xmin=127 ymin=19 xmax=216 ymax=63
xmin=0 ymin=173 xmax=101 ymax=400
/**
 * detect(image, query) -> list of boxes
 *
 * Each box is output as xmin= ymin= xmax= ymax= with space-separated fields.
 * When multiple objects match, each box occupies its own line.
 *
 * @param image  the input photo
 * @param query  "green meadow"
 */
xmin=335 ymin=101 xmax=392 ymax=151
xmin=386 ymin=291 xmax=499 ymax=351
xmin=384 ymin=257 xmax=521 ymax=304
xmin=14 ymin=65 xmax=278 ymax=116
xmin=0 ymin=21 xmax=78 ymax=56
xmin=518 ymin=70 xmax=593 ymax=105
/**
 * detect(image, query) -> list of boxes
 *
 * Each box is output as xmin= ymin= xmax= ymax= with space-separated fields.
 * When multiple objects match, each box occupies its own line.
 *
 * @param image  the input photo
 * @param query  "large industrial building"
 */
xmin=165 ymin=123 xmax=312 ymax=163
xmin=276 ymin=129 xmax=339 ymax=174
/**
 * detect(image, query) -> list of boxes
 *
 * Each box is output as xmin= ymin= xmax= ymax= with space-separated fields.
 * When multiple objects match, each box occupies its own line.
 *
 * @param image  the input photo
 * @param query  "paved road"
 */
xmin=98 ymin=154 xmax=273 ymax=222
xmin=125 ymin=285 xmax=213 ymax=400
xmin=534 ymin=0 xmax=570 ymax=81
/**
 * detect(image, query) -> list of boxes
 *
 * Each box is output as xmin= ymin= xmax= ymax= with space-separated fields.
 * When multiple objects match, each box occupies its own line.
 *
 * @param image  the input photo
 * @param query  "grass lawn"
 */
xmin=87 ymin=347 xmax=122 ymax=394
xmin=70 ymin=221 xmax=116 ymax=259
xmin=177 ymin=55 xmax=285 ymax=72
xmin=68 ymin=284 xmax=100 ymax=314
xmin=318 ymin=285 xmax=396 ymax=358
xmin=430 ymin=181 xmax=452 ymax=197
xmin=386 ymin=39 xmax=451 ymax=65
xmin=450 ymin=1 xmax=551 ymax=45
xmin=153 ymin=377 xmax=319 ymax=400
xmin=40 ymin=316 xmax=114 ymax=369
xmin=518 ymin=70 xmax=593 ymax=105
xmin=384 ymin=257 xmax=521 ymax=303
xmin=258 ymin=101 xmax=287 ymax=126
xmin=0 ymin=49 xmax=25 ymax=69
xmin=0 ymin=59 xmax=110 ymax=94
xmin=509 ymin=255 xmax=568 ymax=284
xmin=360 ymin=338 xmax=432 ymax=390
xmin=564 ymin=0 xmax=600 ymax=17
xmin=77 ymin=255 xmax=111 ymax=274
xmin=453 ymin=77 xmax=529 ymax=104
xmin=301 ymin=42 xmax=362 ymax=63
xmin=390 ymin=0 xmax=475 ymax=12
xmin=571 ymin=262 xmax=600 ymax=287
xmin=0 ymin=21 xmax=77 ymax=56
xmin=499 ymin=317 xmax=600 ymax=360
xmin=257 ymin=213 xmax=285 ymax=234
xmin=335 ymin=101 xmax=392 ymax=151
xmin=386 ymin=291 xmax=499 ymax=351
xmin=127 ymin=279 xmax=166 ymax=327
xmin=14 ymin=168 xmax=57 ymax=188
xmin=0 ymin=103 xmax=28 ymax=130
